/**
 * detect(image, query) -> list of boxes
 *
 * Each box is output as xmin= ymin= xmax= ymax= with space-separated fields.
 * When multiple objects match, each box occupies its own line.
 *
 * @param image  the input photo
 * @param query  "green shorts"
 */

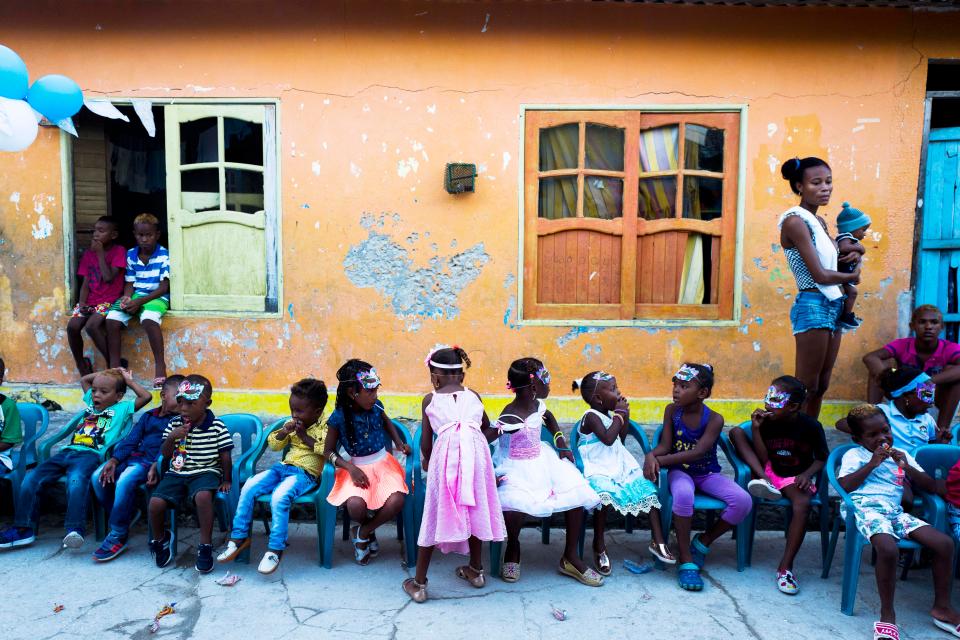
xmin=106 ymin=293 xmax=169 ymax=326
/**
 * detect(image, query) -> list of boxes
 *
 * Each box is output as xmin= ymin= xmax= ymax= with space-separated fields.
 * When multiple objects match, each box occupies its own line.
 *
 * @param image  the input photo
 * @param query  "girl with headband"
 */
xmin=729 ymin=375 xmax=828 ymax=595
xmin=323 ymin=359 xmax=411 ymax=566
xmin=492 ymin=358 xmax=602 ymax=587
xmin=877 ymin=366 xmax=942 ymax=449
xmin=778 ymin=156 xmax=860 ymax=419
xmin=403 ymin=346 xmax=505 ymax=603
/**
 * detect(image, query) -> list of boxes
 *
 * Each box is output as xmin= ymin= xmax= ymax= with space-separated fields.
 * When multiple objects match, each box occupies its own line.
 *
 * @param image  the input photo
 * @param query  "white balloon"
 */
xmin=0 ymin=96 xmax=39 ymax=152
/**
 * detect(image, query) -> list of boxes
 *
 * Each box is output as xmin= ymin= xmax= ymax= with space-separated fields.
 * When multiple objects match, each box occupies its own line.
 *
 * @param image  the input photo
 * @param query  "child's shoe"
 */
xmin=62 ymin=530 xmax=84 ymax=549
xmin=402 ymin=577 xmax=428 ymax=603
xmin=258 ymin=550 xmax=282 ymax=575
xmin=776 ymin=569 xmax=799 ymax=595
xmin=0 ymin=526 xmax=35 ymax=548
xmin=837 ymin=311 xmax=862 ymax=331
xmin=217 ymin=538 xmax=251 ymax=563
xmin=748 ymin=479 xmax=782 ymax=501
xmin=150 ymin=531 xmax=174 ymax=568
xmin=92 ymin=534 xmax=127 ymax=562
xmin=196 ymin=543 xmax=214 ymax=573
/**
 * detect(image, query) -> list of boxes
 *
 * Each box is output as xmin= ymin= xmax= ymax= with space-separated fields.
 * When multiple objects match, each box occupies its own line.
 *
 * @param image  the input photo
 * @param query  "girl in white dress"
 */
xmin=493 ymin=358 xmax=602 ymax=586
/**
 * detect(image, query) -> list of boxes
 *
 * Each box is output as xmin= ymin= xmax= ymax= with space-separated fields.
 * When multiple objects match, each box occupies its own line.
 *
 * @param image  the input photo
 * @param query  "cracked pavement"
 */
xmin=1 ymin=523 xmax=955 ymax=639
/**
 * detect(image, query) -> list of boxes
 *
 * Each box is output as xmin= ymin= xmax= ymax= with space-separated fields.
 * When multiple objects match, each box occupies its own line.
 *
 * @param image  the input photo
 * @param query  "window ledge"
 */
xmin=517 ymin=317 xmax=741 ymax=328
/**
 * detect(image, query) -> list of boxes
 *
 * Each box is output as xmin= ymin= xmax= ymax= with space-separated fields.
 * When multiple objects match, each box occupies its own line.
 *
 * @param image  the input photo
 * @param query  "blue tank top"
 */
xmin=670 ymin=404 xmax=720 ymax=475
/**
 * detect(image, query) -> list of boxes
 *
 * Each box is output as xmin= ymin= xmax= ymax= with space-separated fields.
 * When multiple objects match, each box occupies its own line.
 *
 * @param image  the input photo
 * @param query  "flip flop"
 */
xmin=649 ymin=541 xmax=677 ymax=565
xmin=455 ymin=565 xmax=486 ymax=588
xmin=557 ymin=558 xmax=604 ymax=587
xmin=595 ymin=551 xmax=612 ymax=576
xmin=934 ymin=618 xmax=960 ymax=638
xmin=874 ymin=621 xmax=900 ymax=640
xmin=678 ymin=562 xmax=703 ymax=591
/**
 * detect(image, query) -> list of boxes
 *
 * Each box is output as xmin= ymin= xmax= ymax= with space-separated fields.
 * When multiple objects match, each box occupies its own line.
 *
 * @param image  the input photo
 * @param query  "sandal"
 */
xmin=153 ymin=376 xmax=166 ymax=390
xmin=455 ymin=565 xmax=486 ymax=588
xmin=874 ymin=621 xmax=900 ymax=640
xmin=351 ymin=525 xmax=371 ymax=566
xmin=649 ymin=541 xmax=677 ymax=565
xmin=558 ymin=558 xmax=604 ymax=587
xmin=777 ymin=569 xmax=799 ymax=595
xmin=501 ymin=562 xmax=521 ymax=583
xmin=678 ymin=562 xmax=703 ymax=591
xmin=594 ymin=551 xmax=611 ymax=576
xmin=691 ymin=534 xmax=710 ymax=568
xmin=403 ymin=577 xmax=428 ymax=603
xmin=934 ymin=618 xmax=960 ymax=638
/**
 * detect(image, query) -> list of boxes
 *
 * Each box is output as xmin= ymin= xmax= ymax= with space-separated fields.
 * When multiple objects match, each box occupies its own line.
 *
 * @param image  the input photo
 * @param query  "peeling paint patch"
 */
xmin=32 ymin=215 xmax=53 ymax=240
xmin=350 ymin=162 xmax=362 ymax=178
xmin=556 ymin=326 xmax=606 ymax=348
xmin=771 ymin=244 xmax=781 ymax=254
xmin=311 ymin=161 xmax=321 ymax=176
xmin=9 ymin=192 xmax=19 ymax=210
xmin=503 ymin=294 xmax=518 ymax=329
xmin=502 ymin=151 xmax=511 ymax=171
xmin=34 ymin=327 xmax=49 ymax=344
xmin=878 ymin=276 xmax=893 ymax=298
xmin=752 ymin=257 xmax=768 ymax=271
xmin=582 ymin=343 xmax=602 ymax=360
xmin=397 ymin=157 xmax=420 ymax=178
xmin=287 ymin=302 xmax=295 ymax=320
xmin=343 ymin=227 xmax=490 ymax=329
xmin=752 ymin=341 xmax=761 ymax=352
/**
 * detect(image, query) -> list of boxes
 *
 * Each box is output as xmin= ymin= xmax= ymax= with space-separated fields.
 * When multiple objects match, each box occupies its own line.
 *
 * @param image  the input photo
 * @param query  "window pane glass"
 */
xmin=224 ymin=118 xmax=263 ymax=166
xmin=225 ymin=169 xmax=264 ymax=214
xmin=181 ymin=168 xmax=220 ymax=213
xmin=538 ymin=177 xmax=577 ymax=219
xmin=685 ymin=124 xmax=724 ymax=173
xmin=683 ymin=176 xmax=723 ymax=221
xmin=638 ymin=177 xmax=676 ymax=220
xmin=539 ymin=124 xmax=578 ymax=171
xmin=639 ymin=125 xmax=679 ymax=173
xmin=585 ymin=124 xmax=624 ymax=171
xmin=180 ymin=118 xmax=219 ymax=164
xmin=583 ymin=177 xmax=622 ymax=219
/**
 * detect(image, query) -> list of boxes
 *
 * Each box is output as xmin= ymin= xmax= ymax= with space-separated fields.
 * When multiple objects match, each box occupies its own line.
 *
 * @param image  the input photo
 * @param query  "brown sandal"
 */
xmin=455 ymin=565 xmax=486 ymax=588
xmin=403 ymin=577 xmax=428 ymax=603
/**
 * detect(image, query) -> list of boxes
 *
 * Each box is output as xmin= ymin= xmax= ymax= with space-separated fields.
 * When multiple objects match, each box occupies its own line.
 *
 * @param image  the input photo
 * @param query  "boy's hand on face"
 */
xmin=169 ymin=425 xmax=190 ymax=441
xmin=751 ymin=408 xmax=770 ymax=429
xmin=90 ymin=238 xmax=104 ymax=253
xmin=280 ymin=420 xmax=297 ymax=436
xmin=868 ymin=446 xmax=890 ymax=469
xmin=889 ymin=448 xmax=907 ymax=468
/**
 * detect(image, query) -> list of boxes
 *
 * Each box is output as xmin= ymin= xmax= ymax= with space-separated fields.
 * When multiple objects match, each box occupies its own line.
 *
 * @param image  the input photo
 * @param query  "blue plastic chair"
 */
xmin=720 ymin=421 xmax=832 ymax=570
xmin=569 ymin=418 xmax=654 ymax=556
xmin=822 ymin=443 xmax=937 ymax=615
xmin=912 ymin=444 xmax=960 ymax=576
xmin=227 ymin=418 xmax=326 ymax=565
xmin=2 ymin=403 xmax=49 ymax=516
xmin=320 ymin=420 xmax=417 ymax=568
xmin=652 ymin=424 xmax=750 ymax=572
xmin=153 ymin=413 xmax=264 ymax=558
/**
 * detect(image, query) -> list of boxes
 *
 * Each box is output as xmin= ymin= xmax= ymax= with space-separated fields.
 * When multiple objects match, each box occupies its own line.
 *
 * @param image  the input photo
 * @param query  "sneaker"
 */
xmin=92 ymin=535 xmax=127 ymax=562
xmin=62 ymin=530 xmax=84 ymax=549
xmin=776 ymin=569 xmax=799 ymax=595
xmin=150 ymin=531 xmax=174 ymax=568
xmin=837 ymin=312 xmax=861 ymax=331
xmin=0 ymin=526 xmax=35 ymax=548
xmin=748 ymin=479 xmax=782 ymax=501
xmin=258 ymin=550 xmax=282 ymax=575
xmin=196 ymin=543 xmax=214 ymax=573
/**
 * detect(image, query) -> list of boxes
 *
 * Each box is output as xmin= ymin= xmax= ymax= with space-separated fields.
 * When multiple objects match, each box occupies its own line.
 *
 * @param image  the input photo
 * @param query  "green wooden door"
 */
xmin=164 ymin=105 xmax=273 ymax=312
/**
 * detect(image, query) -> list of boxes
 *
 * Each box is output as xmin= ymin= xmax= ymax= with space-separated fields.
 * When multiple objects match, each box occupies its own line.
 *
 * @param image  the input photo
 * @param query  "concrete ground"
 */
xmin=0 ymin=523 xmax=955 ymax=640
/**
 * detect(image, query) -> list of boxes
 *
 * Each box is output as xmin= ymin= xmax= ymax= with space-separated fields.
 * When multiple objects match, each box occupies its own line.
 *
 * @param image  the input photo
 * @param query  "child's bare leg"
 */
xmin=503 ymin=511 xmax=524 ymax=563
xmin=675 ymin=515 xmax=694 ymax=564
xmin=345 ymin=497 xmax=370 ymax=550
xmin=359 ymin=492 xmax=404 ymax=540
xmin=649 ymin=507 xmax=667 ymax=546
xmin=84 ymin=314 xmax=110 ymax=365
xmin=67 ymin=316 xmax=91 ymax=375
xmin=414 ymin=544 xmax=434 ymax=584
xmin=901 ymin=483 xmax=914 ymax=513
xmin=593 ymin=505 xmax=608 ymax=554
xmin=872 ymin=533 xmax=899 ymax=624
xmin=467 ymin=535 xmax=483 ymax=570
xmin=194 ymin=491 xmax=214 ymax=545
xmin=909 ymin=525 xmax=960 ymax=625
xmin=563 ymin=507 xmax=588 ymax=572
xmin=729 ymin=427 xmax=766 ymax=478
xmin=106 ymin=319 xmax=124 ymax=368
xmin=148 ymin=497 xmax=167 ymax=539
xmin=778 ymin=485 xmax=811 ymax=572
xmin=142 ymin=320 xmax=167 ymax=378
xmin=842 ymin=283 xmax=857 ymax=316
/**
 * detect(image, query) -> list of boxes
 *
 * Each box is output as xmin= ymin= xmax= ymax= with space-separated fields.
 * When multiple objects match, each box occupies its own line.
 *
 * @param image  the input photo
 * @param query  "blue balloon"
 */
xmin=0 ymin=45 xmax=28 ymax=100
xmin=27 ymin=74 xmax=83 ymax=123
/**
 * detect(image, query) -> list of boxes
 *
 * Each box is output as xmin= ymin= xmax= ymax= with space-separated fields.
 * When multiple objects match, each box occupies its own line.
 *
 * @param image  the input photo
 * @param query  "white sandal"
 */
xmin=351 ymin=525 xmax=371 ymax=565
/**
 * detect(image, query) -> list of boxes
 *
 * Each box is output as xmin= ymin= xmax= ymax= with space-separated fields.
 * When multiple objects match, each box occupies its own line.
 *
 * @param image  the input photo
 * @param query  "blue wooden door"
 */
xmin=918 ymin=127 xmax=960 ymax=339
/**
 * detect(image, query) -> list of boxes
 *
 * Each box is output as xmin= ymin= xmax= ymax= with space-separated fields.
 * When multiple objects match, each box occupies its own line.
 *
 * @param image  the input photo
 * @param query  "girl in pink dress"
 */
xmin=403 ymin=346 xmax=506 ymax=604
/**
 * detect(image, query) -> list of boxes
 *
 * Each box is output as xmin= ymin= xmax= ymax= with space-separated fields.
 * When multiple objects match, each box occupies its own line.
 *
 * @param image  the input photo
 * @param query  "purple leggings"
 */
xmin=668 ymin=469 xmax=751 ymax=524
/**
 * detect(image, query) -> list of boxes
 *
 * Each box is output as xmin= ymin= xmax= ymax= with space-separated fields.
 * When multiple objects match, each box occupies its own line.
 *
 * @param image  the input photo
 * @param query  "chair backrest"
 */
xmin=825 ymin=442 xmax=858 ymax=504
xmin=914 ymin=443 xmax=960 ymax=481
xmin=953 ymin=423 xmax=960 ymax=446
xmin=220 ymin=413 xmax=264 ymax=455
xmin=14 ymin=402 xmax=49 ymax=467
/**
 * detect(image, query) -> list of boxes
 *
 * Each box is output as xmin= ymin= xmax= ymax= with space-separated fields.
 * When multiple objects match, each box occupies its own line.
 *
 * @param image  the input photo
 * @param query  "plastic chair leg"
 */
xmin=745 ymin=508 xmax=758 ymax=568
xmin=321 ymin=503 xmax=337 ymax=569
xmin=735 ymin=520 xmax=749 ymax=572
xmin=402 ymin=497 xmax=417 ymax=567
xmin=822 ymin=515 xmax=842 ymax=579
xmin=490 ymin=541 xmax=502 ymax=577
xmin=818 ymin=502 xmax=831 ymax=572
xmin=840 ymin=529 xmax=864 ymax=615
xmin=93 ymin=498 xmax=108 ymax=541
xmin=577 ymin=516 xmax=587 ymax=558
xmin=541 ymin=517 xmax=551 ymax=545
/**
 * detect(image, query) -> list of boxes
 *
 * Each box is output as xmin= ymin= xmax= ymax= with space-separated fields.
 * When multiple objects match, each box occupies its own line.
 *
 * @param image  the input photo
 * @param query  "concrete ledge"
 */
xmin=0 ymin=383 xmax=858 ymax=426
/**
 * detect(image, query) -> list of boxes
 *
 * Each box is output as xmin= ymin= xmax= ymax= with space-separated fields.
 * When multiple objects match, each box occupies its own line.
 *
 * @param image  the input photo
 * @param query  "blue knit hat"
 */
xmin=837 ymin=202 xmax=872 ymax=234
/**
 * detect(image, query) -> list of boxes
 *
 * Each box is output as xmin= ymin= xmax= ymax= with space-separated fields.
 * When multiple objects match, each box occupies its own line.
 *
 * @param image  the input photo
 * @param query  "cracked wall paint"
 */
xmin=556 ymin=326 xmax=606 ymax=348
xmin=343 ymin=220 xmax=489 ymax=332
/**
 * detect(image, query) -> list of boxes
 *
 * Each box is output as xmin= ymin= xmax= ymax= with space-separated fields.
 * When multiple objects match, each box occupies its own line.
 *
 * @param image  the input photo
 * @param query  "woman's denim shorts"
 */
xmin=790 ymin=290 xmax=842 ymax=335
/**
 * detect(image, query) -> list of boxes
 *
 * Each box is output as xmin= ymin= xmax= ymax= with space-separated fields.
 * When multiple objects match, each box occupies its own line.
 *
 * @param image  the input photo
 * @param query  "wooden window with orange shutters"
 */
xmin=522 ymin=110 xmax=740 ymax=322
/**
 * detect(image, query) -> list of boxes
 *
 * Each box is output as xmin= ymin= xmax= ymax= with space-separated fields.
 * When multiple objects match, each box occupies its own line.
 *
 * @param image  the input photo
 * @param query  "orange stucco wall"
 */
xmin=0 ymin=1 xmax=957 ymax=413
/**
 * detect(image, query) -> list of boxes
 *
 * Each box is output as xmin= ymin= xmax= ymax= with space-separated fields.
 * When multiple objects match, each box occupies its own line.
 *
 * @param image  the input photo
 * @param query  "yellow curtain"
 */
xmin=638 ymin=126 xmax=678 ymax=219
xmin=678 ymin=233 xmax=706 ymax=304
xmin=538 ymin=126 xmax=578 ymax=219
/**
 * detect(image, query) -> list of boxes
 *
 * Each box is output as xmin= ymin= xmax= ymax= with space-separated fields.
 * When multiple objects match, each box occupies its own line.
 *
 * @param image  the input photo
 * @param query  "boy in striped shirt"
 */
xmin=148 ymin=374 xmax=233 ymax=573
xmin=106 ymin=213 xmax=170 ymax=389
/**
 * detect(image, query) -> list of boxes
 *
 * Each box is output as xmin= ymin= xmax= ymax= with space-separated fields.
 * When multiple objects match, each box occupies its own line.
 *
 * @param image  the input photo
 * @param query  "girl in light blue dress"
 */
xmin=575 ymin=371 xmax=674 ymax=575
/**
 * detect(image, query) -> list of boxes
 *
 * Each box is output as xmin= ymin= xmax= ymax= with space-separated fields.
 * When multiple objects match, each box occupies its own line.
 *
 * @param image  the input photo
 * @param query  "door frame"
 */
xmin=59 ymin=97 xmax=284 ymax=318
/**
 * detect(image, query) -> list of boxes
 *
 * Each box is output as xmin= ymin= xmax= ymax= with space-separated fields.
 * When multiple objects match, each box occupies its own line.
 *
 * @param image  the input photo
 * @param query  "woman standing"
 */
xmin=779 ymin=157 xmax=860 ymax=418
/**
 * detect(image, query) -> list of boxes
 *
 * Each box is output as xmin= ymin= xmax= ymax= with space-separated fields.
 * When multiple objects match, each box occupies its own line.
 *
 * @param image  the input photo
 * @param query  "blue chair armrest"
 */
xmin=570 ymin=420 xmax=585 ymax=473
xmin=719 ymin=431 xmax=751 ymax=489
xmin=37 ymin=412 xmax=85 ymax=462
xmin=627 ymin=420 xmax=652 ymax=454
xmin=826 ymin=444 xmax=857 ymax=514
xmin=918 ymin=491 xmax=947 ymax=532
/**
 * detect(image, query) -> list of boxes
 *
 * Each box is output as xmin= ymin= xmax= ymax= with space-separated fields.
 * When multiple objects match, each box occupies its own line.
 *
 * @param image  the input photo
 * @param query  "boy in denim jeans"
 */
xmin=91 ymin=374 xmax=184 ymax=561
xmin=0 ymin=368 xmax=151 ymax=549
xmin=148 ymin=375 xmax=233 ymax=573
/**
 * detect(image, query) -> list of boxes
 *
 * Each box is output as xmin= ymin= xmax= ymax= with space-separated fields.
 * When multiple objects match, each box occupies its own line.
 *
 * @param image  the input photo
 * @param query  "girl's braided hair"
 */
xmin=335 ymin=359 xmax=373 ymax=448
